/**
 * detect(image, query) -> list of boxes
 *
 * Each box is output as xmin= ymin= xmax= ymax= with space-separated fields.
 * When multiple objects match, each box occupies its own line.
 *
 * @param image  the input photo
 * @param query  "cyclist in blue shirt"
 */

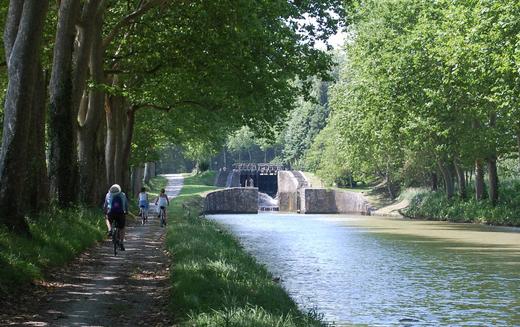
xmin=103 ymin=184 xmax=128 ymax=251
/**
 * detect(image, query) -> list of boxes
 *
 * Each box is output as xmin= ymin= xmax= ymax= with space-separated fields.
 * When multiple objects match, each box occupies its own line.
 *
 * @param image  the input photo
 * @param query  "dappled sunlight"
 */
xmin=2 ymin=181 xmax=177 ymax=326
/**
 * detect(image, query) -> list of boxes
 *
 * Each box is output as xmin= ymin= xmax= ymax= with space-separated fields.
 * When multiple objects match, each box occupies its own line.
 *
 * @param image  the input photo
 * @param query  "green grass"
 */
xmin=145 ymin=175 xmax=168 ymax=198
xmin=166 ymin=172 xmax=325 ymax=326
xmin=403 ymin=180 xmax=520 ymax=226
xmin=182 ymin=170 xmax=217 ymax=187
xmin=302 ymin=171 xmax=324 ymax=188
xmin=0 ymin=206 xmax=105 ymax=294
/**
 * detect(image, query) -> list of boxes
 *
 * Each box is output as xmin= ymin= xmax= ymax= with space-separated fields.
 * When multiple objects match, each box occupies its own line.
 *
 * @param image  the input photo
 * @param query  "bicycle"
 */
xmin=139 ymin=206 xmax=147 ymax=225
xmin=111 ymin=221 xmax=120 ymax=256
xmin=159 ymin=206 xmax=167 ymax=227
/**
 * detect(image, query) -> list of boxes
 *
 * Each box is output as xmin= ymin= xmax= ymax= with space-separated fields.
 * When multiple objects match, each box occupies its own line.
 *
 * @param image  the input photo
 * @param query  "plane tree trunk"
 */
xmin=48 ymin=0 xmax=81 ymax=206
xmin=27 ymin=67 xmax=50 ymax=212
xmin=0 ymin=0 xmax=49 ymax=233
xmin=78 ymin=4 xmax=106 ymax=205
xmin=437 ymin=161 xmax=454 ymax=199
xmin=454 ymin=160 xmax=466 ymax=200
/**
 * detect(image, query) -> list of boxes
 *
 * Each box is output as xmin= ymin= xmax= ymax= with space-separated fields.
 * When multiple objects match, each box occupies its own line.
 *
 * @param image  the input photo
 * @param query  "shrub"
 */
xmin=403 ymin=180 xmax=520 ymax=226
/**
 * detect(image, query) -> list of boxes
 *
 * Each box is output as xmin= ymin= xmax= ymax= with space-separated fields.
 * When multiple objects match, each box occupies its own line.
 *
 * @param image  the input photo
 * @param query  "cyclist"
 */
xmin=155 ymin=188 xmax=170 ymax=225
xmin=138 ymin=186 xmax=149 ymax=224
xmin=103 ymin=184 xmax=128 ymax=251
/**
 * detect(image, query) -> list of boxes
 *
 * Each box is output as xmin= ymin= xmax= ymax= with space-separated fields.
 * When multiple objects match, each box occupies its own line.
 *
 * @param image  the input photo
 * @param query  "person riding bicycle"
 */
xmin=155 ymin=188 xmax=170 ymax=225
xmin=103 ymin=184 xmax=128 ymax=251
xmin=138 ymin=187 xmax=149 ymax=224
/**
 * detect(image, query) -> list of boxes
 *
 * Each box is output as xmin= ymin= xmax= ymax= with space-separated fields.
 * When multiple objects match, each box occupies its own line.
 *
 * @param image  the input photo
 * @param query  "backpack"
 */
xmin=110 ymin=194 xmax=125 ymax=214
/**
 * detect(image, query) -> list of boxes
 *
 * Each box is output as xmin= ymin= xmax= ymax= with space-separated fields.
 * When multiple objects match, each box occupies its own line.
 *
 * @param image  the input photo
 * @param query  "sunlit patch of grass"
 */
xmin=183 ymin=171 xmax=216 ymax=187
xmin=0 ymin=206 xmax=105 ymax=294
xmin=166 ymin=173 xmax=326 ymax=326
xmin=188 ymin=305 xmax=323 ymax=327
xmin=145 ymin=175 xmax=168 ymax=198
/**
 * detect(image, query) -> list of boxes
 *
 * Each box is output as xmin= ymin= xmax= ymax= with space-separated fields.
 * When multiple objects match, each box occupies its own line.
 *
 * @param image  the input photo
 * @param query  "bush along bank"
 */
xmin=403 ymin=180 xmax=520 ymax=226
xmin=0 ymin=206 xmax=106 ymax=293
xmin=166 ymin=172 xmax=326 ymax=326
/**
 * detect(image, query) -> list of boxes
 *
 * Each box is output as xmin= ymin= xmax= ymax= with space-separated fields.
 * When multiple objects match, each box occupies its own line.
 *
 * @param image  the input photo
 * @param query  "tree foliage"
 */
xmin=0 ymin=0 xmax=344 ymax=231
xmin=306 ymin=0 xmax=520 ymax=202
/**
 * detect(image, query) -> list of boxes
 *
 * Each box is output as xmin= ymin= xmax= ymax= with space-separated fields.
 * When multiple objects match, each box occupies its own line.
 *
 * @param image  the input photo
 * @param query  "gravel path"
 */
xmin=2 ymin=174 xmax=183 ymax=326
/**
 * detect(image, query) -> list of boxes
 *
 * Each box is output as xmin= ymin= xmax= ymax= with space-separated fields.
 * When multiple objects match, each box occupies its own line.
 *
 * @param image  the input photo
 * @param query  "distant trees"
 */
xmin=226 ymin=127 xmax=256 ymax=163
xmin=221 ymin=77 xmax=333 ymax=167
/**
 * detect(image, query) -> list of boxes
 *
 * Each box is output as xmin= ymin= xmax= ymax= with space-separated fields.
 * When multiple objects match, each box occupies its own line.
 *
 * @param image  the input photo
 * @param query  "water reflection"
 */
xmin=208 ymin=213 xmax=520 ymax=326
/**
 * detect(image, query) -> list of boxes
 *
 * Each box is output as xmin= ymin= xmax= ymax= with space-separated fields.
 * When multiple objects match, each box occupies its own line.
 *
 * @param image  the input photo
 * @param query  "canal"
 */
xmin=207 ymin=213 xmax=520 ymax=326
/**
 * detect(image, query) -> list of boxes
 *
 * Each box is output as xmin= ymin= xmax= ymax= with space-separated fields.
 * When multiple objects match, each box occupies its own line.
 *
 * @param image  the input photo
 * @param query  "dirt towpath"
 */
xmin=2 ymin=174 xmax=183 ymax=326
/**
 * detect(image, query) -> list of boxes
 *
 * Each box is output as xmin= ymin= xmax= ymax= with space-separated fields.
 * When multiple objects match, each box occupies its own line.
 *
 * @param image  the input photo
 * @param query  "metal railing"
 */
xmin=232 ymin=163 xmax=286 ymax=173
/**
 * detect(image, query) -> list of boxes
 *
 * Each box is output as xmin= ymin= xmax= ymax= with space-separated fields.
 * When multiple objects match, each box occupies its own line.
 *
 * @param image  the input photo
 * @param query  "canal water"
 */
xmin=207 ymin=213 xmax=520 ymax=326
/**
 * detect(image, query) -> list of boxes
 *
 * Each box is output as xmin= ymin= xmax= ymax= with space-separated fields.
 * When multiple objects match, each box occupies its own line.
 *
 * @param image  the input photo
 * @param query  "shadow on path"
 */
xmin=2 ymin=174 xmax=184 ymax=326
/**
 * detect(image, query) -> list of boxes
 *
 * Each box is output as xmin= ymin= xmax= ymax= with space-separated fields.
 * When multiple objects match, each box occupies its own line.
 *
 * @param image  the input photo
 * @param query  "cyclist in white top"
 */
xmin=138 ymin=187 xmax=149 ymax=224
xmin=155 ymin=188 xmax=170 ymax=223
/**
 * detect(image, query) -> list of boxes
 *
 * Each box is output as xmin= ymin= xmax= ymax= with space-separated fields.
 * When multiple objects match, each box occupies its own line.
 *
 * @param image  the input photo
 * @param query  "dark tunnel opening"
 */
xmin=240 ymin=172 xmax=278 ymax=197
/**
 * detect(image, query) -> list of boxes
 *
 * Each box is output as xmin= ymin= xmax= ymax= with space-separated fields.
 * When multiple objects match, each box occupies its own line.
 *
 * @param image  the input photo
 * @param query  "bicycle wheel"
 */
xmin=141 ymin=209 xmax=145 ymax=225
xmin=160 ymin=210 xmax=165 ymax=227
xmin=112 ymin=227 xmax=118 ymax=256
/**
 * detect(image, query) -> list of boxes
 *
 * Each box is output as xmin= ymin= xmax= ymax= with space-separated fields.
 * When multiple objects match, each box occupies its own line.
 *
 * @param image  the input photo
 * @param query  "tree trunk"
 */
xmin=385 ymin=160 xmax=394 ymax=199
xmin=454 ymin=161 xmax=466 ymax=199
xmin=386 ymin=174 xmax=394 ymax=199
xmin=487 ymin=111 xmax=499 ymax=206
xmin=431 ymin=172 xmax=438 ymax=191
xmin=488 ymin=156 xmax=499 ymax=206
xmin=131 ymin=165 xmax=145 ymax=197
xmin=437 ymin=161 xmax=454 ymax=199
xmin=95 ymin=119 xmax=107 ymax=205
xmin=0 ymin=0 xmax=49 ymax=233
xmin=517 ymin=131 xmax=520 ymax=174
xmin=27 ymin=67 xmax=49 ymax=212
xmin=122 ymin=106 xmax=136 ymax=192
xmin=105 ymin=93 xmax=117 ymax=185
xmin=475 ymin=159 xmax=485 ymax=201
xmin=78 ymin=8 xmax=105 ymax=205
xmin=105 ymin=81 xmax=126 ymax=186
xmin=3 ymin=1 xmax=23 ymax=60
xmin=143 ymin=163 xmax=151 ymax=184
xmin=49 ymin=0 xmax=81 ymax=206
xmin=150 ymin=162 xmax=156 ymax=178
xmin=72 ymin=0 xmax=103 ymax=116
xmin=113 ymin=97 xmax=127 ymax=186
xmin=144 ymin=162 xmax=155 ymax=184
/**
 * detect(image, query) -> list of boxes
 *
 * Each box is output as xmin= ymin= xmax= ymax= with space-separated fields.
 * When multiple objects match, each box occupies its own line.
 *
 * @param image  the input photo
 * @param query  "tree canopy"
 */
xmin=0 ymin=0 xmax=344 ymax=232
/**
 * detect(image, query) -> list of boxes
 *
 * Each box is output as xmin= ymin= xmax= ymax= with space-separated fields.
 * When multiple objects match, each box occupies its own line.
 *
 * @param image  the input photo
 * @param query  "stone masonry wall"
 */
xmin=301 ymin=188 xmax=372 ymax=214
xmin=277 ymin=171 xmax=299 ymax=212
xmin=204 ymin=187 xmax=258 ymax=214
xmin=300 ymin=188 xmax=337 ymax=214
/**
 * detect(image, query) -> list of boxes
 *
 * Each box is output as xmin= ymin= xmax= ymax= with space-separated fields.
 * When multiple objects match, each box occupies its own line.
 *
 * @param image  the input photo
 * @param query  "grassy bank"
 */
xmin=403 ymin=180 xmax=520 ymax=226
xmin=0 ymin=206 xmax=105 ymax=293
xmin=166 ymin=171 xmax=325 ymax=326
